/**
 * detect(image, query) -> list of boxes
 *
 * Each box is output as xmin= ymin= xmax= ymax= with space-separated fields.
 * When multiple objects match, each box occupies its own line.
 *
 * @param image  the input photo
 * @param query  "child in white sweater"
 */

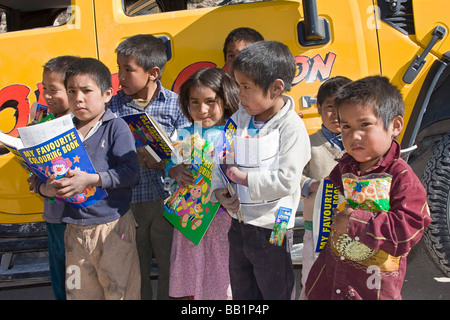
xmin=211 ymin=41 xmax=310 ymax=299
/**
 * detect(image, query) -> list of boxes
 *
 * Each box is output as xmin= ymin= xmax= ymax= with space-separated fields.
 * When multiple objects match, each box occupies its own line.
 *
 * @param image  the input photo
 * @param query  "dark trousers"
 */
xmin=46 ymin=222 xmax=66 ymax=300
xmin=228 ymin=218 xmax=295 ymax=300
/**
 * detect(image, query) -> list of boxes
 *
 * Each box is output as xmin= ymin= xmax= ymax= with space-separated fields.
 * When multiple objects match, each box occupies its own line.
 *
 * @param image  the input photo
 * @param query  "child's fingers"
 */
xmin=218 ymin=188 xmax=241 ymax=212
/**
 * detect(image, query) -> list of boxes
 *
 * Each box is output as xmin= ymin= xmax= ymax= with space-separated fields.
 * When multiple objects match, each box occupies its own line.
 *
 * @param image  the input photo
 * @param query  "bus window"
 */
xmin=0 ymin=11 xmax=6 ymax=33
xmin=123 ymin=0 xmax=272 ymax=16
xmin=0 ymin=0 xmax=71 ymax=33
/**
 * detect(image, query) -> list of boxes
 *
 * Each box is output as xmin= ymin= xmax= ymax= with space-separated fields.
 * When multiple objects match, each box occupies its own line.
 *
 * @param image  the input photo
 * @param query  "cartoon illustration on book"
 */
xmin=166 ymin=175 xmax=211 ymax=231
xmin=164 ymin=133 xmax=220 ymax=246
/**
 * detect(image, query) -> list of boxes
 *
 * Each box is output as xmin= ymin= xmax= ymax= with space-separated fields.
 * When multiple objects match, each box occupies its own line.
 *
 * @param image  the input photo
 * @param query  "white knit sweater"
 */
xmin=210 ymin=95 xmax=311 ymax=229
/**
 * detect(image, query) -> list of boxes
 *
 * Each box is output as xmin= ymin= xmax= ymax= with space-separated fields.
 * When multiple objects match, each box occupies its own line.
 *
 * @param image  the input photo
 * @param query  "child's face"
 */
xmin=66 ymin=74 xmax=112 ymax=124
xmin=339 ymin=102 xmax=403 ymax=173
xmin=234 ymin=70 xmax=284 ymax=122
xmin=225 ymin=40 xmax=251 ymax=77
xmin=42 ymin=70 xmax=70 ymax=117
xmin=117 ymin=54 xmax=155 ymax=100
xmin=189 ymin=85 xmax=225 ymax=127
xmin=318 ymin=95 xmax=340 ymax=134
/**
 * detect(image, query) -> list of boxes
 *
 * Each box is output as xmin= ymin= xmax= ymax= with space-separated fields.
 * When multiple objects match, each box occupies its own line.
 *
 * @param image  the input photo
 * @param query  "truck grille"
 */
xmin=379 ymin=0 xmax=415 ymax=35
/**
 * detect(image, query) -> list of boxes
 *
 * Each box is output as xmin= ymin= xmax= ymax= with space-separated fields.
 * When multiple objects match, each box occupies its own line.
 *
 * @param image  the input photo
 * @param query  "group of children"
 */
xmin=29 ymin=25 xmax=431 ymax=300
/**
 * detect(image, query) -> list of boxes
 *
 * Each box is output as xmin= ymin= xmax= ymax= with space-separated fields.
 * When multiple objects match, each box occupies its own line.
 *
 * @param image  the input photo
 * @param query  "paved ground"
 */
xmin=0 ymin=237 xmax=448 ymax=300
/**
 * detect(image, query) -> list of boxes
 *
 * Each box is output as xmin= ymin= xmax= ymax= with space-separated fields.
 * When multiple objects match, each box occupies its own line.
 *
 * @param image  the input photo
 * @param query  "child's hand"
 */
xmin=53 ymin=169 xmax=100 ymax=198
xmin=169 ymin=163 xmax=195 ymax=187
xmin=39 ymin=173 xmax=58 ymax=198
xmin=223 ymin=164 xmax=248 ymax=186
xmin=214 ymin=188 xmax=241 ymax=213
xmin=331 ymin=205 xmax=353 ymax=242
xmin=143 ymin=159 xmax=166 ymax=170
xmin=308 ymin=180 xmax=320 ymax=194
xmin=27 ymin=173 xmax=37 ymax=192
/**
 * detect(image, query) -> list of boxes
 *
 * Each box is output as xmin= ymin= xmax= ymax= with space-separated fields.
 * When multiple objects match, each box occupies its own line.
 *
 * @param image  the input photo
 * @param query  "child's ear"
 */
xmin=391 ymin=115 xmax=404 ymax=138
xmin=103 ymin=87 xmax=114 ymax=104
xmin=148 ymin=66 xmax=161 ymax=81
xmin=269 ymin=79 xmax=285 ymax=98
xmin=317 ymin=103 xmax=323 ymax=116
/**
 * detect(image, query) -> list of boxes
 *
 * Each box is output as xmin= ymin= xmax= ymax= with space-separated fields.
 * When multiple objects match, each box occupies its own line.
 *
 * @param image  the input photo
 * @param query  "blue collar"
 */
xmin=322 ymin=124 xmax=344 ymax=151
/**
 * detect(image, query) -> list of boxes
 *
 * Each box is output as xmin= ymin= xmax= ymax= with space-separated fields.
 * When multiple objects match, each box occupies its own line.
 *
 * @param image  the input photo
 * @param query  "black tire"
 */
xmin=421 ymin=131 xmax=450 ymax=277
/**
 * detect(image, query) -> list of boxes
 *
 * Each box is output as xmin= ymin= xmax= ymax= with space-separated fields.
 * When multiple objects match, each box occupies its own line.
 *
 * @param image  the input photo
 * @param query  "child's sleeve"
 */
xmin=97 ymin=121 xmax=140 ymax=189
xmin=209 ymin=149 xmax=226 ymax=203
xmin=346 ymin=167 xmax=432 ymax=257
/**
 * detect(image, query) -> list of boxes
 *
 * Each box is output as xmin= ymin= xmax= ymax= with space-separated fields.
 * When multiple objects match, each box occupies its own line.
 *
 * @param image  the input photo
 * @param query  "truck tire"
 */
xmin=421 ymin=131 xmax=450 ymax=277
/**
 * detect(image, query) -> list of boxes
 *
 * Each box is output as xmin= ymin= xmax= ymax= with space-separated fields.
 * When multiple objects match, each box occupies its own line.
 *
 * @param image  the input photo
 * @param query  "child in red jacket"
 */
xmin=305 ymin=76 xmax=432 ymax=300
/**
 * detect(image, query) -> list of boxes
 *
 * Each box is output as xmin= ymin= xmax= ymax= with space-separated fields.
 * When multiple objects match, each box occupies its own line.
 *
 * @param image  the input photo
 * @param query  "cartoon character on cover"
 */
xmin=65 ymin=183 xmax=99 ymax=205
xmin=178 ymin=176 xmax=211 ymax=230
xmin=47 ymin=156 xmax=97 ymax=205
xmin=47 ymin=156 xmax=73 ymax=178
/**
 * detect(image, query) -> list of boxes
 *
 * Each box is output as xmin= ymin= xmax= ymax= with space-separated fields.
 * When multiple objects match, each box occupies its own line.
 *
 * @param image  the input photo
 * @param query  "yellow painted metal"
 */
xmin=412 ymin=0 xmax=450 ymax=56
xmin=1 ymin=0 xmax=449 ymax=224
xmin=374 ymin=0 xmax=450 ymax=143
xmin=94 ymin=0 xmax=379 ymax=135
xmin=0 ymin=0 xmax=98 ymax=222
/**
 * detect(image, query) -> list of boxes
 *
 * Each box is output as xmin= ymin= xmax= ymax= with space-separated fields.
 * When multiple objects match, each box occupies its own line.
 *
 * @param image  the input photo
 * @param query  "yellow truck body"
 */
xmin=1 ymin=0 xmax=449 ymax=285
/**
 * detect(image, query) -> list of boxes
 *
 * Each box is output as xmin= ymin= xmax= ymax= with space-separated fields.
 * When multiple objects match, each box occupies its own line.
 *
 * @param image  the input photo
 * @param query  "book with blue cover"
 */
xmin=0 ymin=114 xmax=107 ymax=208
xmin=312 ymin=179 xmax=341 ymax=253
xmin=213 ymin=118 xmax=244 ymax=222
xmin=121 ymin=112 xmax=174 ymax=163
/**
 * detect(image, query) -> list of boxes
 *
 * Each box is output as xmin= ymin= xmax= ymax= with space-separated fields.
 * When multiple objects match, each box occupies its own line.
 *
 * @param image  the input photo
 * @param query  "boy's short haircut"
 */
xmin=232 ymin=40 xmax=296 ymax=93
xmin=223 ymin=27 xmax=264 ymax=60
xmin=43 ymin=55 xmax=80 ymax=81
xmin=316 ymin=76 xmax=352 ymax=106
xmin=178 ymin=67 xmax=239 ymax=123
xmin=334 ymin=75 xmax=404 ymax=130
xmin=115 ymin=34 xmax=167 ymax=73
xmin=64 ymin=58 xmax=112 ymax=94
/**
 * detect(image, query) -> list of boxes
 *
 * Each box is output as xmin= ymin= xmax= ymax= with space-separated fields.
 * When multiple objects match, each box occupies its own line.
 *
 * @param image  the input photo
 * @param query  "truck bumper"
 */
xmin=0 ymin=222 xmax=50 ymax=287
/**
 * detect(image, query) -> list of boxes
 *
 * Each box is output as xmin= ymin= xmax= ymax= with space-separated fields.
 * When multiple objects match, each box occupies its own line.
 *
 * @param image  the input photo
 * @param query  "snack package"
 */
xmin=269 ymin=207 xmax=291 ymax=246
xmin=332 ymin=173 xmax=392 ymax=261
xmin=342 ymin=173 xmax=392 ymax=213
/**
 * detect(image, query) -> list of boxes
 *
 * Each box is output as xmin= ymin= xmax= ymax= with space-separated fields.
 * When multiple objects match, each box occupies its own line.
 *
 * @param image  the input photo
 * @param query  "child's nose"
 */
xmin=199 ymin=103 xmax=209 ymax=113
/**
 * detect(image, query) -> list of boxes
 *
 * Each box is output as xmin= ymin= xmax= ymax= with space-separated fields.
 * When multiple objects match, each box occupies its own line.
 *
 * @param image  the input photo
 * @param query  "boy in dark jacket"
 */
xmin=39 ymin=58 xmax=140 ymax=299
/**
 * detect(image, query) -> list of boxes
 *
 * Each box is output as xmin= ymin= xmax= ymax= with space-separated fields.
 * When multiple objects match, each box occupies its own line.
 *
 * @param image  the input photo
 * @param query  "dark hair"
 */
xmin=115 ymin=34 xmax=167 ymax=73
xmin=316 ymin=76 xmax=352 ymax=106
xmin=232 ymin=40 xmax=296 ymax=93
xmin=223 ymin=27 xmax=264 ymax=60
xmin=43 ymin=55 xmax=80 ymax=81
xmin=334 ymin=75 xmax=404 ymax=130
xmin=179 ymin=68 xmax=239 ymax=123
xmin=64 ymin=58 xmax=112 ymax=94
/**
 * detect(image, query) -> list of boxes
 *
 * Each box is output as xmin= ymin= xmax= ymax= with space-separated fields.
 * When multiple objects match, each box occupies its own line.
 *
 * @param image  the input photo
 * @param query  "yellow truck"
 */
xmin=0 ymin=0 xmax=449 ymax=286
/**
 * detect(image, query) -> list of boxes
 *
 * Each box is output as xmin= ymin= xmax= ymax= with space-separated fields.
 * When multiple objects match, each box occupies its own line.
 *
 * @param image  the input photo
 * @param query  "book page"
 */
xmin=234 ymin=130 xmax=279 ymax=169
xmin=17 ymin=114 xmax=74 ymax=147
xmin=234 ymin=130 xmax=280 ymax=205
xmin=0 ymin=131 xmax=23 ymax=149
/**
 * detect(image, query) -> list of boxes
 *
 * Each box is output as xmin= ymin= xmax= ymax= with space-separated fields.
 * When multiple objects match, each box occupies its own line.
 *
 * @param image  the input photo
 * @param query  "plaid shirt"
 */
xmin=109 ymin=81 xmax=190 ymax=203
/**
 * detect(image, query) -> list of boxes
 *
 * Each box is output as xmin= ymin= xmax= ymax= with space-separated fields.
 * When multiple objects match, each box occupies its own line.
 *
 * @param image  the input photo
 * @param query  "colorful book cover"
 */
xmin=13 ymin=117 xmax=107 ymax=208
xmin=121 ymin=112 xmax=174 ymax=162
xmin=213 ymin=118 xmax=244 ymax=222
xmin=312 ymin=179 xmax=341 ymax=253
xmin=32 ymin=103 xmax=50 ymax=124
xmin=164 ymin=135 xmax=220 ymax=246
xmin=269 ymin=206 xmax=292 ymax=246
